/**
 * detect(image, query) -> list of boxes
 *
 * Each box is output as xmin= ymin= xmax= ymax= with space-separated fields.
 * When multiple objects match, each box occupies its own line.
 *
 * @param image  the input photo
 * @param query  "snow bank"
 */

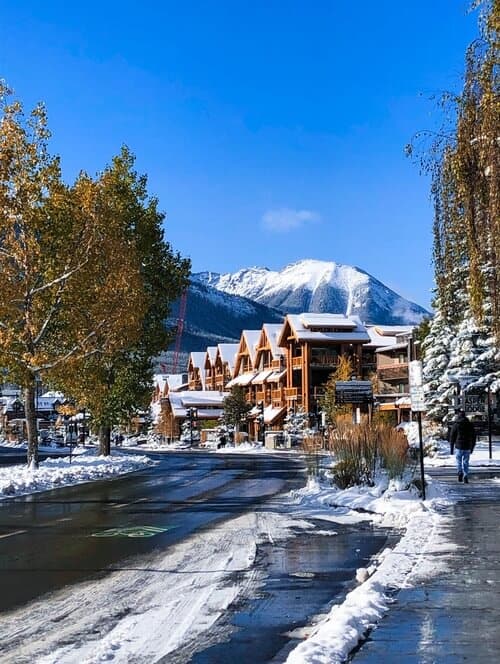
xmin=0 ymin=452 xmax=156 ymax=499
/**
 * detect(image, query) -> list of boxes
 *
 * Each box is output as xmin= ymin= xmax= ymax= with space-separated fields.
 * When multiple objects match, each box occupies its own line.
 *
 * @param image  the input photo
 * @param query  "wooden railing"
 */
xmin=291 ymin=357 xmax=302 ymax=369
xmin=378 ymin=365 xmax=408 ymax=381
xmin=309 ymin=355 xmax=339 ymax=367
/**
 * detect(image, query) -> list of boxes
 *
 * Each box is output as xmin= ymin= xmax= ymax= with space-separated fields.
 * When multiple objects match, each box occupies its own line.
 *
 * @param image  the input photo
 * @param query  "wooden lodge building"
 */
xmin=151 ymin=313 xmax=416 ymax=437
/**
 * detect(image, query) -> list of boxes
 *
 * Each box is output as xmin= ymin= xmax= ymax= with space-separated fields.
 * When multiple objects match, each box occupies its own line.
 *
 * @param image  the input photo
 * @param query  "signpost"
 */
xmin=409 ymin=361 xmax=426 ymax=500
xmin=334 ymin=381 xmax=373 ymax=404
xmin=335 ymin=381 xmax=373 ymax=425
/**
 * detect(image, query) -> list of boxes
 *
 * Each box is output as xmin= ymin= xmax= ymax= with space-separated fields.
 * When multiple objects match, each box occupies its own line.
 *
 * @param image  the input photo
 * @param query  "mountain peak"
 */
xmin=193 ymin=259 xmax=429 ymax=325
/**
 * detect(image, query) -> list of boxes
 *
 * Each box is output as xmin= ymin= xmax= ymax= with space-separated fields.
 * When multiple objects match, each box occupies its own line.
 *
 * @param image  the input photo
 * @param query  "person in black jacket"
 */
xmin=449 ymin=410 xmax=476 ymax=483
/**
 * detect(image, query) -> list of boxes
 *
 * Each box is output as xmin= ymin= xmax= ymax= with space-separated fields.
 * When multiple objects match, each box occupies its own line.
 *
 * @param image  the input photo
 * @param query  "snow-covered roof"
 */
xmin=264 ymin=405 xmax=286 ymax=424
xmin=167 ymin=390 xmax=229 ymax=418
xmin=217 ymin=343 xmax=239 ymax=371
xmin=262 ymin=323 xmax=285 ymax=358
xmin=189 ymin=352 xmax=206 ymax=369
xmin=251 ymin=370 xmax=274 ymax=384
xmin=299 ymin=313 xmax=357 ymax=329
xmin=281 ymin=313 xmax=369 ymax=343
xmin=153 ymin=373 xmax=188 ymax=394
xmin=375 ymin=342 xmax=408 ymax=354
xmin=206 ymin=346 xmax=218 ymax=365
xmin=373 ymin=325 xmax=413 ymax=336
xmin=226 ymin=372 xmax=256 ymax=387
xmin=267 ymin=369 xmax=286 ymax=382
xmin=241 ymin=330 xmax=261 ymax=363
xmin=365 ymin=327 xmax=397 ymax=348
xmin=188 ymin=352 xmax=207 ymax=389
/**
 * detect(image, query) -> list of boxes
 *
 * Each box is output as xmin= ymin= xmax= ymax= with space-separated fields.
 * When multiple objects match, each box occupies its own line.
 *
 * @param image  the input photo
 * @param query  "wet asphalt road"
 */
xmin=0 ymin=451 xmax=304 ymax=612
xmin=0 ymin=444 xmax=71 ymax=466
xmin=0 ymin=450 xmax=394 ymax=662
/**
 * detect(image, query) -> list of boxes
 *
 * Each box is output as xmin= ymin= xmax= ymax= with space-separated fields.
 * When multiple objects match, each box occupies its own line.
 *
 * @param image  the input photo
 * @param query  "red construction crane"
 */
xmin=172 ymin=290 xmax=188 ymax=373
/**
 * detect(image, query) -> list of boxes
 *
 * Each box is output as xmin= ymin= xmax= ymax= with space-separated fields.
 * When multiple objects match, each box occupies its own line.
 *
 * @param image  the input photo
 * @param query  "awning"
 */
xmin=251 ymin=370 xmax=274 ymax=384
xmin=267 ymin=370 xmax=286 ymax=382
xmin=226 ymin=372 xmax=256 ymax=387
xmin=264 ymin=405 xmax=287 ymax=425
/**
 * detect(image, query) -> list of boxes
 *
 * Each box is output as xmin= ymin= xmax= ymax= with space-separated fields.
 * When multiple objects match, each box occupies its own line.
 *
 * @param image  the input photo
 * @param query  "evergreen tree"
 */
xmin=408 ymin=1 xmax=499 ymax=415
xmin=222 ymin=386 xmax=251 ymax=431
xmin=422 ymin=306 xmax=457 ymax=420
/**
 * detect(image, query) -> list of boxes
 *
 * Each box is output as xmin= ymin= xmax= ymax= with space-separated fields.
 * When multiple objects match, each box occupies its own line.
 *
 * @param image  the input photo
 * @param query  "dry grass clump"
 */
xmin=302 ymin=433 xmax=324 ymax=478
xmin=378 ymin=426 xmax=409 ymax=479
xmin=326 ymin=419 xmax=410 ymax=488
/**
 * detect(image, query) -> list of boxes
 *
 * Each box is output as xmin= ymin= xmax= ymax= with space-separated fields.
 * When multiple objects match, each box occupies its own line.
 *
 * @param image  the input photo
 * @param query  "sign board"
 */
xmin=335 ymin=381 xmax=373 ymax=405
xmin=409 ymin=361 xmax=423 ymax=388
xmin=410 ymin=386 xmax=426 ymax=412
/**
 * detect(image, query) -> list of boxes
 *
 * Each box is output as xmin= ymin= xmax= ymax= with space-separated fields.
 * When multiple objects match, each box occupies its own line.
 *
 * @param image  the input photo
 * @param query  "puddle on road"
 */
xmin=179 ymin=520 xmax=398 ymax=664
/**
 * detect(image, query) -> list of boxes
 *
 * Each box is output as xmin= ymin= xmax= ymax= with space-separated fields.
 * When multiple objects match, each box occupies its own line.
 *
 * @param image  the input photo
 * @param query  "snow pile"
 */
xmin=0 ymin=452 xmax=156 ymax=499
xmin=215 ymin=441 xmax=270 ymax=454
xmin=285 ymin=473 xmax=454 ymax=663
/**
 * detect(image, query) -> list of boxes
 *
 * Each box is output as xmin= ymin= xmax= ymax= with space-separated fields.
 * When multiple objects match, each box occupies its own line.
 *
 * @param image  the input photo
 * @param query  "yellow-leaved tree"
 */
xmin=0 ymin=84 xmax=160 ymax=466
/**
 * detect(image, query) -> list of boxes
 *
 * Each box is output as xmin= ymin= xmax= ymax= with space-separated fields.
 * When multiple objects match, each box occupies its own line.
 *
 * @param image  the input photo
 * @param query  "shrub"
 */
xmin=378 ymin=426 xmax=410 ymax=479
xmin=327 ymin=420 xmax=410 ymax=487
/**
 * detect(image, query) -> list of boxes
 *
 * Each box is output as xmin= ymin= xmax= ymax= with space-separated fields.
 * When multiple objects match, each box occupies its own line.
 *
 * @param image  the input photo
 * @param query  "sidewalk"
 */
xmin=352 ymin=466 xmax=500 ymax=663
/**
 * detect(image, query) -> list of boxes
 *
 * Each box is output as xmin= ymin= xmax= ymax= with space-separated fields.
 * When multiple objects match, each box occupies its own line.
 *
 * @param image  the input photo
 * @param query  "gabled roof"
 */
xmin=260 ymin=323 xmax=285 ymax=359
xmin=205 ymin=346 xmax=218 ymax=366
xmin=167 ymin=390 xmax=229 ymax=419
xmin=278 ymin=313 xmax=369 ymax=345
xmin=241 ymin=330 xmax=261 ymax=364
xmin=188 ymin=352 xmax=206 ymax=370
xmin=153 ymin=373 xmax=188 ymax=393
xmin=217 ymin=343 xmax=239 ymax=371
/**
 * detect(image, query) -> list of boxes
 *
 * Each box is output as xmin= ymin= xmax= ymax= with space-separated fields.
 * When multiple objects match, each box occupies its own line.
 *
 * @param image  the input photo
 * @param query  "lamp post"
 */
xmin=188 ymin=408 xmax=198 ymax=446
xmin=486 ymin=383 xmax=493 ymax=460
xmin=258 ymin=401 xmax=265 ymax=443
xmin=12 ymin=399 xmax=23 ymax=443
xmin=81 ymin=408 xmax=87 ymax=445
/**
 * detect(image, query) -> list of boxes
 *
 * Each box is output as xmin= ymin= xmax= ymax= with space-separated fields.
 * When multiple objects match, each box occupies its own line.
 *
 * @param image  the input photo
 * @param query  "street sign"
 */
xmin=409 ymin=360 xmax=423 ymax=387
xmin=410 ymin=386 xmax=426 ymax=412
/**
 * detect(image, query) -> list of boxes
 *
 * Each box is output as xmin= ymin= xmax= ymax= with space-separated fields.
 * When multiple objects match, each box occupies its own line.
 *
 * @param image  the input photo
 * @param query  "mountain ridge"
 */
xmin=193 ymin=258 xmax=430 ymax=325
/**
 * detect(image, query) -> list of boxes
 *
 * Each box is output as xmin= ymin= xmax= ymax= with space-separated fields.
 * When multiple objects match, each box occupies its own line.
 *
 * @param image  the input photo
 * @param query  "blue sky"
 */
xmin=1 ymin=1 xmax=479 ymax=310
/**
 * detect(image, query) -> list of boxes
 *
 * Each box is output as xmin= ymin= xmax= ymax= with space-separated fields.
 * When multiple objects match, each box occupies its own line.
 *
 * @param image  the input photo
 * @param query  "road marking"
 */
xmin=91 ymin=525 xmax=171 ymax=538
xmin=110 ymin=497 xmax=149 ymax=510
xmin=0 ymin=529 xmax=27 ymax=539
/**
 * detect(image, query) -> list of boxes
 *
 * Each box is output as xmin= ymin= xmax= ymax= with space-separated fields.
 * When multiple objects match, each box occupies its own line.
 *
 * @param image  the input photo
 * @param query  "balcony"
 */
xmin=378 ymin=364 xmax=408 ymax=381
xmin=271 ymin=387 xmax=284 ymax=401
xmin=309 ymin=355 xmax=339 ymax=368
xmin=291 ymin=357 xmax=302 ymax=369
xmin=284 ymin=387 xmax=299 ymax=399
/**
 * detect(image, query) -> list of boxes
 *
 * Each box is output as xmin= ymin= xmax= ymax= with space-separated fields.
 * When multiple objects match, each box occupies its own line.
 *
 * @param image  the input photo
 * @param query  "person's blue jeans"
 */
xmin=455 ymin=449 xmax=471 ymax=477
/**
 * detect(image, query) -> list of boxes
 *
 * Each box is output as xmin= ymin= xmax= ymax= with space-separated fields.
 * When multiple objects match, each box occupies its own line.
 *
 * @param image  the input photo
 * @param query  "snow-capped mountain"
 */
xmin=194 ymin=259 xmax=430 ymax=325
xmin=167 ymin=280 xmax=284 ymax=354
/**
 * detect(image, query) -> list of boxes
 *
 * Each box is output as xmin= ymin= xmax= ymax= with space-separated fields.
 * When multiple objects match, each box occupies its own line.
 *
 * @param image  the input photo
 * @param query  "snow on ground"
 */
xmin=0 ymin=510 xmax=313 ymax=664
xmin=1 ymin=430 xmax=499 ymax=663
xmin=0 ymin=450 xmax=156 ymax=500
xmin=283 ymin=436 xmax=500 ymax=664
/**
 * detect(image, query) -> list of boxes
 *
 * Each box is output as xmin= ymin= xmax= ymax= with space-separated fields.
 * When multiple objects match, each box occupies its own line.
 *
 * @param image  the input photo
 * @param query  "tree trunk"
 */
xmin=24 ymin=382 xmax=38 ymax=468
xmin=98 ymin=425 xmax=111 ymax=456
